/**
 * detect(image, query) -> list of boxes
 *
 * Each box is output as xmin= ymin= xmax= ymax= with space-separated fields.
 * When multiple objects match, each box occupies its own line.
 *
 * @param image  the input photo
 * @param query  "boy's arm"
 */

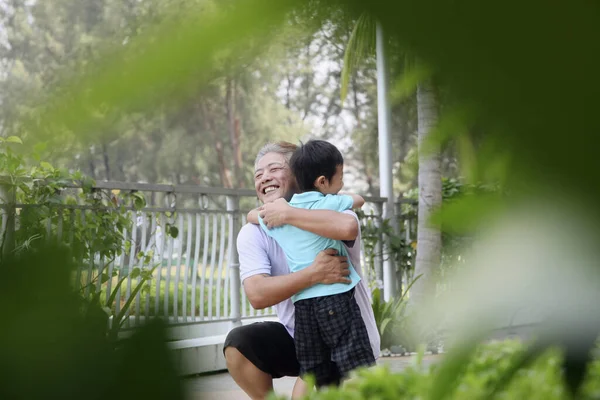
xmin=346 ymin=193 xmax=365 ymax=209
xmin=259 ymin=196 xmax=360 ymax=240
xmin=247 ymin=208 xmax=259 ymax=225
xmin=321 ymin=193 xmax=362 ymax=211
xmin=285 ymin=209 xmax=358 ymax=240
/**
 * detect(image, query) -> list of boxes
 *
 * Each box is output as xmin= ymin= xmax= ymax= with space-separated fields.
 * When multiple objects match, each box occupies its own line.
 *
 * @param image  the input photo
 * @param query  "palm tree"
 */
xmin=413 ymin=81 xmax=442 ymax=305
xmin=341 ymin=14 xmax=442 ymax=305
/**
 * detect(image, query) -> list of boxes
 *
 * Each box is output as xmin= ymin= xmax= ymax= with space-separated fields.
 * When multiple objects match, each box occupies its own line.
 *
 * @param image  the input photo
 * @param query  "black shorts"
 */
xmin=223 ymin=321 xmax=301 ymax=379
xmin=294 ymin=288 xmax=376 ymax=387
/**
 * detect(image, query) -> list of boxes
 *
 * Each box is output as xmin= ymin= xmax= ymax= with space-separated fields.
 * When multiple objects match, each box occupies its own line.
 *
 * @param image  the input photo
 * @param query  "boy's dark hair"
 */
xmin=290 ymin=140 xmax=344 ymax=192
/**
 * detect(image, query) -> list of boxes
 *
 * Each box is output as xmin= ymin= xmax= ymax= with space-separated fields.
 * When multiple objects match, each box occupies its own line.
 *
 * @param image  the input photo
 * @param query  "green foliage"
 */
xmin=358 ymin=178 xmax=484 ymax=293
xmin=340 ymin=12 xmax=375 ymax=102
xmin=371 ymin=288 xmax=404 ymax=349
xmin=375 ymin=0 xmax=600 ymax=199
xmin=357 ymin=208 xmax=416 ymax=284
xmin=268 ymin=340 xmax=600 ymax=400
xmin=4 ymin=0 xmax=600 ymax=398
xmin=404 ymin=177 xmax=500 ymax=250
xmin=0 ymin=244 xmax=183 ymax=400
xmin=1 ymin=0 xmax=308 ymax=188
xmin=101 ymin=260 xmax=159 ymax=341
xmin=390 ymin=60 xmax=433 ymax=101
xmin=360 ymin=179 xmax=503 ymax=350
xmin=371 ymin=275 xmax=420 ymax=350
xmin=1 ymin=138 xmax=128 ymax=261
xmin=0 ymin=136 xmax=159 ymax=339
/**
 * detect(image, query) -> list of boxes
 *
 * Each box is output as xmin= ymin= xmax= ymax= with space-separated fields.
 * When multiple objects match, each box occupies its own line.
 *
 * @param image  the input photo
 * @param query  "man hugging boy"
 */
xmin=248 ymin=139 xmax=375 ymax=388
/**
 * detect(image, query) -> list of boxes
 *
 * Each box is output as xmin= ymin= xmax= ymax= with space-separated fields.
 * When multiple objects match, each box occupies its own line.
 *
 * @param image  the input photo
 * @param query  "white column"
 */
xmin=376 ymin=22 xmax=397 ymax=301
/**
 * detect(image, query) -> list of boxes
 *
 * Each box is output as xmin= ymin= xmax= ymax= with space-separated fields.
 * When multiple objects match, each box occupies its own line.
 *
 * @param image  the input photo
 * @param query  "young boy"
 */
xmin=248 ymin=139 xmax=376 ymax=388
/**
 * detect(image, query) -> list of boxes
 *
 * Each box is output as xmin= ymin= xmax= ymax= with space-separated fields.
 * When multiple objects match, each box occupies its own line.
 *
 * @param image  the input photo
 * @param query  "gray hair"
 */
xmin=254 ymin=141 xmax=298 ymax=169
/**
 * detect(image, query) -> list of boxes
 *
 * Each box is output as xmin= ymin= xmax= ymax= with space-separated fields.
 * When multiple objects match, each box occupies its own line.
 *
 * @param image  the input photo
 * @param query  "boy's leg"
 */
xmin=291 ymin=377 xmax=308 ymax=399
xmin=224 ymin=322 xmax=300 ymax=399
xmin=294 ymin=298 xmax=339 ymax=389
xmin=315 ymin=288 xmax=376 ymax=379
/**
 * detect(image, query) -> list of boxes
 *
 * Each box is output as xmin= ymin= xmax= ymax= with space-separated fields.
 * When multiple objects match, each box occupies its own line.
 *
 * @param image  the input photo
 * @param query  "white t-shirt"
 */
xmin=237 ymin=211 xmax=381 ymax=359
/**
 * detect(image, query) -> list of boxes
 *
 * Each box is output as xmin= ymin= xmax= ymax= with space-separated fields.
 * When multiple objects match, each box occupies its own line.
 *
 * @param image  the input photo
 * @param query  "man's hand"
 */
xmin=258 ymin=198 xmax=291 ymax=228
xmin=243 ymin=248 xmax=351 ymax=310
xmin=310 ymin=248 xmax=352 ymax=285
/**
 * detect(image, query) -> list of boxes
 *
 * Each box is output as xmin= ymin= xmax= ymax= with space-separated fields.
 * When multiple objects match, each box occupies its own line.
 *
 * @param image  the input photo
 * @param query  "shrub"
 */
xmin=268 ymin=339 xmax=600 ymax=400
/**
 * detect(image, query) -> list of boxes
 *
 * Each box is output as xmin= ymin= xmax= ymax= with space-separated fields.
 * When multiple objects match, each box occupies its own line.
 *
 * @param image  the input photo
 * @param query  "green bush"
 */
xmin=268 ymin=340 xmax=600 ymax=400
xmin=0 ymin=244 xmax=184 ymax=400
xmin=0 ymin=136 xmax=163 ymax=339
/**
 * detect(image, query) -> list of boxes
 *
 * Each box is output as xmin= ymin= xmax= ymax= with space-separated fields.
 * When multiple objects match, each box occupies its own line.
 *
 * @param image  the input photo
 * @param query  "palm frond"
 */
xmin=340 ymin=12 xmax=376 ymax=102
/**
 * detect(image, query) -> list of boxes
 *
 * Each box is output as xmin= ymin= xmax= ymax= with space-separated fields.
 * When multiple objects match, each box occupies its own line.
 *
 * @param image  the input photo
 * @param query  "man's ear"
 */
xmin=313 ymin=175 xmax=327 ymax=190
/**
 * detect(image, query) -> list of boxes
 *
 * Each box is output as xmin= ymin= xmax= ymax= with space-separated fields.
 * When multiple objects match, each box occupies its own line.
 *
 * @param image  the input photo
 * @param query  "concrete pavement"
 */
xmin=184 ymin=354 xmax=442 ymax=400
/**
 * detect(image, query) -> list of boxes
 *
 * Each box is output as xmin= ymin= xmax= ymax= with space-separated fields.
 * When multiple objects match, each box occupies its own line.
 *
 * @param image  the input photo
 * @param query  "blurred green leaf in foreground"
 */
xmin=19 ymin=0 xmax=297 ymax=146
xmin=0 ymin=244 xmax=183 ymax=400
xmin=18 ymin=0 xmax=600 ymax=205
xmin=9 ymin=0 xmax=600 ymax=397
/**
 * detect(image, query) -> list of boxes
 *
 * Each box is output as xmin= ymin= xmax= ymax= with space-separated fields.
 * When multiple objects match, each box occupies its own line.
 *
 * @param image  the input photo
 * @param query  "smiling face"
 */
xmin=254 ymin=152 xmax=296 ymax=204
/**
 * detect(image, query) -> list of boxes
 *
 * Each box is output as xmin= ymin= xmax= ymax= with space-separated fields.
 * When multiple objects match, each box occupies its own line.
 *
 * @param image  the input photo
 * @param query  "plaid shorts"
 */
xmin=294 ymin=288 xmax=376 ymax=387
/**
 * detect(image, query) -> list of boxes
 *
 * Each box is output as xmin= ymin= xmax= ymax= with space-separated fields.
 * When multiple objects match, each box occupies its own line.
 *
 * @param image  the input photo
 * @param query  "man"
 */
xmin=223 ymin=141 xmax=380 ymax=399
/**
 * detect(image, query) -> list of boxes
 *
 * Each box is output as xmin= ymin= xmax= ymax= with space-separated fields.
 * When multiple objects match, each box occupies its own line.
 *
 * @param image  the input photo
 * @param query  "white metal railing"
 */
xmin=0 ymin=180 xmax=415 ymax=330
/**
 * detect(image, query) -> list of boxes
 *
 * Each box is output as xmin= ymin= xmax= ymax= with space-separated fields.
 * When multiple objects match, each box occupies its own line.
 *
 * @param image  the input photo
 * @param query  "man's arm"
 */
xmin=258 ymin=198 xmax=360 ymax=240
xmin=237 ymin=224 xmax=351 ymax=309
xmin=244 ymin=249 xmax=351 ymax=309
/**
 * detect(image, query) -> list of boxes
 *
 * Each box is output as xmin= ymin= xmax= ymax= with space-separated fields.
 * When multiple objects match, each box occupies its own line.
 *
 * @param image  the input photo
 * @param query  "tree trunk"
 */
xmin=215 ymin=140 xmax=233 ymax=188
xmin=88 ymin=150 xmax=97 ymax=180
xmin=116 ymin=148 xmax=126 ymax=181
xmin=413 ymin=81 xmax=442 ymax=306
xmin=102 ymin=142 xmax=111 ymax=181
xmin=201 ymin=101 xmax=232 ymax=188
xmin=226 ymin=77 xmax=243 ymax=188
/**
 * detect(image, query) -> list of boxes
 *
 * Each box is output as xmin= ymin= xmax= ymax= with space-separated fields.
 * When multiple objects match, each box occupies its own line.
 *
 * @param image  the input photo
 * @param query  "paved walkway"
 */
xmin=185 ymin=354 xmax=442 ymax=400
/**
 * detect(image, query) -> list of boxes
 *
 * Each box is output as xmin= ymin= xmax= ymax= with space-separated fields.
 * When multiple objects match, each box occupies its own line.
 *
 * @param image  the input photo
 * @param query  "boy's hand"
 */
xmin=247 ymin=209 xmax=259 ymax=225
xmin=339 ymin=192 xmax=365 ymax=209
xmin=258 ymin=198 xmax=290 ymax=228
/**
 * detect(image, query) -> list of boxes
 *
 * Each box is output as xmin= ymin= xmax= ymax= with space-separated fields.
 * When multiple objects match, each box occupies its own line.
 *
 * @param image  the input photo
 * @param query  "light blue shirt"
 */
xmin=258 ymin=191 xmax=361 ymax=302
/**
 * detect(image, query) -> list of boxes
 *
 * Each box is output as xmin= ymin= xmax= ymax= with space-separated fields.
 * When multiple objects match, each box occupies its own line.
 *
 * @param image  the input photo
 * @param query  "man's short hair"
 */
xmin=254 ymin=141 xmax=298 ymax=169
xmin=290 ymin=140 xmax=344 ymax=192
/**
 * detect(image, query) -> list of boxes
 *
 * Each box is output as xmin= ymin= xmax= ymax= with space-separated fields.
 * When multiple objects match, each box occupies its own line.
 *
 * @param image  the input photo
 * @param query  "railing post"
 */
xmin=381 ymin=198 xmax=397 ymax=302
xmin=226 ymin=195 xmax=242 ymax=329
xmin=373 ymin=202 xmax=384 ymax=302
xmin=0 ymin=182 xmax=16 ymax=257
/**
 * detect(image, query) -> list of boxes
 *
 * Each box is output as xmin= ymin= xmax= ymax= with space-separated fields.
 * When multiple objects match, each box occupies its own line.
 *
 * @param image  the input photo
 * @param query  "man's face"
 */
xmin=254 ymin=152 xmax=295 ymax=204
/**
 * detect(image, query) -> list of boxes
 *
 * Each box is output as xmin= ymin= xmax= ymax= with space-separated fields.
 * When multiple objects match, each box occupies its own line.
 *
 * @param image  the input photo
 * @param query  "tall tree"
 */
xmin=412 ymin=81 xmax=442 ymax=305
xmin=0 ymin=0 xmax=309 ymax=187
xmin=341 ymin=13 xmax=444 ymax=300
